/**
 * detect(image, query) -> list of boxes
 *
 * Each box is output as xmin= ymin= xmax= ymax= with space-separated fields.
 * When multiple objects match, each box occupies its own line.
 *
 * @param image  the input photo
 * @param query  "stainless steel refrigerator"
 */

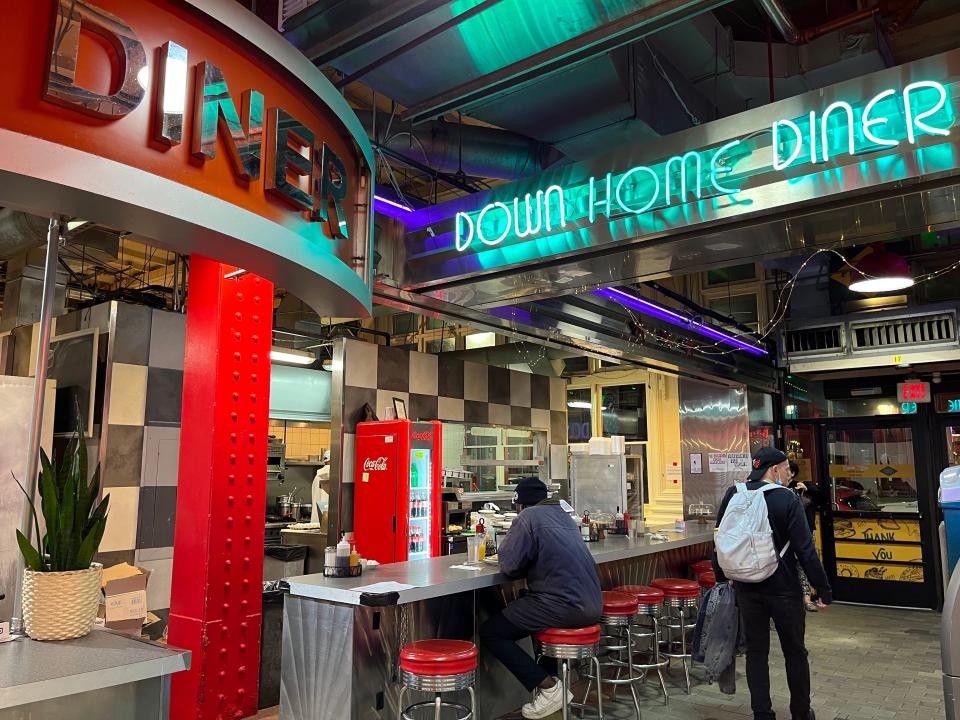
xmin=570 ymin=453 xmax=641 ymax=518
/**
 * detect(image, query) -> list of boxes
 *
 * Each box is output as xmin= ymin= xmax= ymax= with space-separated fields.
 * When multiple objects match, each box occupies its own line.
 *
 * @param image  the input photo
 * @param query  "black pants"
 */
xmin=479 ymin=613 xmax=558 ymax=692
xmin=738 ymin=590 xmax=811 ymax=720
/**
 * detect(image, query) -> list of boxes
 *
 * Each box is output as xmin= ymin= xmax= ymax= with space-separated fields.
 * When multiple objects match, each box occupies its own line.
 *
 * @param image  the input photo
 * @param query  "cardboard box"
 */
xmin=96 ymin=563 xmax=151 ymax=636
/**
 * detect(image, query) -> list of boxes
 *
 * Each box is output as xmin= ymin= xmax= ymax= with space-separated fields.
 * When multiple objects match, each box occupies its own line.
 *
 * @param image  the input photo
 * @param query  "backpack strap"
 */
xmin=735 ymin=482 xmax=747 ymax=493
xmin=756 ymin=484 xmax=792 ymax=556
xmin=757 ymin=483 xmax=787 ymax=494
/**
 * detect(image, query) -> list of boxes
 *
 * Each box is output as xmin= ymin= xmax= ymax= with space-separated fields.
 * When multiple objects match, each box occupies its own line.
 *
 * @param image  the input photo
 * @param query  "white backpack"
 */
xmin=715 ymin=483 xmax=791 ymax=583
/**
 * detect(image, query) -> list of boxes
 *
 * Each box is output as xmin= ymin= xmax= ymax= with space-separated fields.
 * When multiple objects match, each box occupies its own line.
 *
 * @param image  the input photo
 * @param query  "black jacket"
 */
xmin=788 ymin=478 xmax=825 ymax=532
xmin=712 ymin=481 xmax=833 ymax=603
xmin=498 ymin=500 xmax=603 ymax=631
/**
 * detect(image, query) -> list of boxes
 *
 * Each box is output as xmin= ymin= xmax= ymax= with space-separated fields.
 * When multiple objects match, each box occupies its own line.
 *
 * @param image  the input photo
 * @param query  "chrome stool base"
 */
xmin=537 ymin=642 xmax=604 ymax=720
xmin=659 ymin=599 xmax=698 ymax=695
xmin=398 ymin=671 xmax=476 ymax=720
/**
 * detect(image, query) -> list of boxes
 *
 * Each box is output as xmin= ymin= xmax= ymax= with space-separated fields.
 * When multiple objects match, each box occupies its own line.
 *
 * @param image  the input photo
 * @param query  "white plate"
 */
xmin=484 ymin=557 xmax=500 ymax=565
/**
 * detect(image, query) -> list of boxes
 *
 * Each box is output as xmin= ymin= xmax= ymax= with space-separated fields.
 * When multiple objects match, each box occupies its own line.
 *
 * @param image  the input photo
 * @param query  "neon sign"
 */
xmin=454 ymin=80 xmax=953 ymax=253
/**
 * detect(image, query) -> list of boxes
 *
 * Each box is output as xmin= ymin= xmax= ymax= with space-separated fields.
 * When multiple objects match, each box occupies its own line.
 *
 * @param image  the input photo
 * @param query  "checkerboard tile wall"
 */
xmin=339 ymin=339 xmax=568 ymax=442
xmin=54 ymin=302 xmax=185 ymax=614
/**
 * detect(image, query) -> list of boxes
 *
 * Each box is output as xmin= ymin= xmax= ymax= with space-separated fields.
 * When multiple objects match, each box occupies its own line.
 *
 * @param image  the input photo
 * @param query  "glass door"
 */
xmin=820 ymin=423 xmax=934 ymax=607
xmin=408 ymin=448 xmax=432 ymax=559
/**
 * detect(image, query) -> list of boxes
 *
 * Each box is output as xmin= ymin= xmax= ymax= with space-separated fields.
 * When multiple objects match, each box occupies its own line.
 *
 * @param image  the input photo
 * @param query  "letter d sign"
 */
xmin=44 ymin=0 xmax=147 ymax=119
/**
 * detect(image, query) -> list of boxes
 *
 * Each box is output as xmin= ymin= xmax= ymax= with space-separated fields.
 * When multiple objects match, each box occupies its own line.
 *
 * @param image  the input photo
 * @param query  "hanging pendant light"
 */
xmin=849 ymin=243 xmax=914 ymax=293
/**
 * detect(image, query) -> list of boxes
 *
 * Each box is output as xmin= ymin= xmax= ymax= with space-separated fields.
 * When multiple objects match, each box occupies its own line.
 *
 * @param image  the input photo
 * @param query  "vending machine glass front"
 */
xmin=408 ymin=447 xmax=432 ymax=559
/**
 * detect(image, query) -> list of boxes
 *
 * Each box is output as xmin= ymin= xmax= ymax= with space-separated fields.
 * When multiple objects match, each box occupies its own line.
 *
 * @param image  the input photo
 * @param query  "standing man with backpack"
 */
xmin=712 ymin=447 xmax=832 ymax=720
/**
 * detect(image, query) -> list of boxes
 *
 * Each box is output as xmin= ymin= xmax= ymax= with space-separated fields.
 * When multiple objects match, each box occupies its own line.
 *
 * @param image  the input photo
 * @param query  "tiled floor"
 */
xmin=257 ymin=604 xmax=945 ymax=720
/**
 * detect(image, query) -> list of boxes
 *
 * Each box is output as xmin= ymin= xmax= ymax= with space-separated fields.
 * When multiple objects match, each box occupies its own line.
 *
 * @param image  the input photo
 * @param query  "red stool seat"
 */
xmin=698 ymin=571 xmax=717 ymax=589
xmin=399 ymin=640 xmax=479 ymax=676
xmin=534 ymin=625 xmax=602 ymax=646
xmin=652 ymin=577 xmax=700 ymax=599
xmin=602 ymin=590 xmax=639 ymax=616
xmin=613 ymin=585 xmax=664 ymax=605
xmin=690 ymin=560 xmax=714 ymax=576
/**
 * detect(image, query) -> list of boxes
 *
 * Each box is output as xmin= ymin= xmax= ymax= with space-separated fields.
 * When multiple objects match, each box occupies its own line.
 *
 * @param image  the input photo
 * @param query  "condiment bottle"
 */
xmin=324 ymin=546 xmax=336 ymax=570
xmin=623 ymin=510 xmax=631 ymax=534
xmin=580 ymin=511 xmax=591 ymax=542
xmin=336 ymin=535 xmax=351 ymax=568
xmin=349 ymin=546 xmax=360 ymax=568
xmin=615 ymin=506 xmax=624 ymax=534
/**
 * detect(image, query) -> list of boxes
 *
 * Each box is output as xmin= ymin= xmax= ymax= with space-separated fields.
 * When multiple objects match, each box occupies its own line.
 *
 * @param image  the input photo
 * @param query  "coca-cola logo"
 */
xmin=363 ymin=456 xmax=388 ymax=471
xmin=412 ymin=431 xmax=433 ymax=442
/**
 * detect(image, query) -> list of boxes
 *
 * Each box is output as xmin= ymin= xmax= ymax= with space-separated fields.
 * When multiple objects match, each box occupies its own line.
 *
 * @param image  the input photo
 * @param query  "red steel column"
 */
xmin=169 ymin=255 xmax=272 ymax=720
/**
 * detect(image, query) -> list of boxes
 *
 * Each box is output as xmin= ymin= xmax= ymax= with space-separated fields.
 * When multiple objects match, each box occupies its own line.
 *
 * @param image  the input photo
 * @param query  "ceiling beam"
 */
xmin=284 ymin=0 xmax=454 ymax=67
xmin=399 ymin=0 xmax=731 ymax=124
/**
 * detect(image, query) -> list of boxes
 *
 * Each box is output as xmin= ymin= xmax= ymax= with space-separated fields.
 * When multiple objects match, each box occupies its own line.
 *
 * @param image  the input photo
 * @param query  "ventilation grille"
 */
xmin=785 ymin=325 xmax=843 ymax=355
xmin=282 ymin=0 xmax=317 ymax=27
xmin=850 ymin=312 xmax=956 ymax=350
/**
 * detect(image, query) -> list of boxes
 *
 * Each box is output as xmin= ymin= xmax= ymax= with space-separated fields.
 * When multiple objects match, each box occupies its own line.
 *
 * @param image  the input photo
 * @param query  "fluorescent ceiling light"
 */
xmin=66 ymin=219 xmax=87 ymax=231
xmin=374 ymin=194 xmax=412 ymax=212
xmin=594 ymin=287 xmax=768 ymax=356
xmin=567 ymin=401 xmax=592 ymax=409
xmin=270 ymin=347 xmax=315 ymax=365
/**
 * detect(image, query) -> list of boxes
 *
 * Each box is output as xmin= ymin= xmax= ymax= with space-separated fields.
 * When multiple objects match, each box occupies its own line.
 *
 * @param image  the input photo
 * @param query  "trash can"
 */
xmin=259 ymin=581 xmax=287 ymax=710
xmin=940 ymin=467 xmax=960 ymax=576
xmin=262 ymin=544 xmax=307 ymax=582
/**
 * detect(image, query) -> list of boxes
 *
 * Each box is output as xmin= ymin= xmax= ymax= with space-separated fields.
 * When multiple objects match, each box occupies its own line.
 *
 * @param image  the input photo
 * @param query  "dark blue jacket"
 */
xmin=498 ymin=500 xmax=603 ymax=631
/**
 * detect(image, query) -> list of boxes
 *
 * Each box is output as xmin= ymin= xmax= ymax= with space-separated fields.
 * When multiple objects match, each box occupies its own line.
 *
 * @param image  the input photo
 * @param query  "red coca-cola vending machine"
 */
xmin=353 ymin=419 xmax=443 ymax=564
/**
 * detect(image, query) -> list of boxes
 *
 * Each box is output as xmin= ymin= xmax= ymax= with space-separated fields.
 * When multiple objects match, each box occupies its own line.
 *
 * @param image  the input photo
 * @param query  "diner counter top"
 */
xmin=0 ymin=628 xmax=190 ymax=709
xmin=286 ymin=525 xmax=714 ymax=606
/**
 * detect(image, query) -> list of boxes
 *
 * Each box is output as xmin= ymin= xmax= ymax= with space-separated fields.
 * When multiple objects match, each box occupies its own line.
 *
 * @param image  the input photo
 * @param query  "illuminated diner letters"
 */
xmin=265 ymin=108 xmax=315 ymax=212
xmin=904 ymin=80 xmax=951 ymax=144
xmin=313 ymin=143 xmax=350 ymax=240
xmin=665 ymin=151 xmax=703 ymax=203
xmin=772 ymin=81 xmax=952 ymax=168
xmin=456 ymin=186 xmax=565 ymax=252
xmin=192 ymin=62 xmax=264 ymax=181
xmin=41 ymin=0 xmax=359 ymax=241
xmin=456 ymin=140 xmax=743 ymax=252
xmin=44 ymin=0 xmax=147 ymax=119
xmin=709 ymin=139 xmax=742 ymax=194
xmin=154 ymin=41 xmax=188 ymax=146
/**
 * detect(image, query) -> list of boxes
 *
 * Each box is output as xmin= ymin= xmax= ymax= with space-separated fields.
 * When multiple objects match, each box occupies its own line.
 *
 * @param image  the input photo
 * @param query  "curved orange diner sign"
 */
xmin=0 ymin=0 xmax=373 ymax=316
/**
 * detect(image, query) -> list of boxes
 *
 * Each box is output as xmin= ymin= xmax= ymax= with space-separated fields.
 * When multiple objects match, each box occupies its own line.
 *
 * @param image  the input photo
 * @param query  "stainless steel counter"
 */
xmin=286 ymin=526 xmax=715 ymax=605
xmin=0 ymin=628 xmax=190 ymax=718
xmin=280 ymin=526 xmax=714 ymax=720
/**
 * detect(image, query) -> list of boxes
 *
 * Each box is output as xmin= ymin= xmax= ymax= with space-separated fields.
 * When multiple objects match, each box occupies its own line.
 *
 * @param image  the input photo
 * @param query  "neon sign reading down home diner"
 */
xmin=454 ymin=81 xmax=952 ymax=253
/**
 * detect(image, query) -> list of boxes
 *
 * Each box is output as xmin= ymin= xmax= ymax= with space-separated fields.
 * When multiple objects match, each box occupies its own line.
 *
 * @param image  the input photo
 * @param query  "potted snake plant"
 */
xmin=15 ymin=413 xmax=110 ymax=641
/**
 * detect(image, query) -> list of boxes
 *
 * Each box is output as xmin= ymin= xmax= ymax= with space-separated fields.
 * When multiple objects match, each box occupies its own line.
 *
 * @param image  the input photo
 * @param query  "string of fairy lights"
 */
xmin=597 ymin=245 xmax=960 ymax=361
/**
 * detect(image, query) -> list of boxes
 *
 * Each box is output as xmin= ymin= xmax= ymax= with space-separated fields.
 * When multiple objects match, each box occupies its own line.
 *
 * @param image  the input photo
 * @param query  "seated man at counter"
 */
xmin=479 ymin=477 xmax=602 ymax=720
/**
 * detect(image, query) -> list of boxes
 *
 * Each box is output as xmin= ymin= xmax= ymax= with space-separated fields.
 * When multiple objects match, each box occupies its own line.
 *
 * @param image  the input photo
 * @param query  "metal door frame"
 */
xmin=787 ymin=415 xmax=938 ymax=609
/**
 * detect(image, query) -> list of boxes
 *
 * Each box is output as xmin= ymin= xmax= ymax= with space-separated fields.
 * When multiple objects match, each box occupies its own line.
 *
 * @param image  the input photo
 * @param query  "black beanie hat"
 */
xmin=514 ymin=476 xmax=548 ymax=506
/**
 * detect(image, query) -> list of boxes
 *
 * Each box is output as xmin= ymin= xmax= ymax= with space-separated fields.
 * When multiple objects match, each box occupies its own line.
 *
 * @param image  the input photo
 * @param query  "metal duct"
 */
xmin=357 ymin=110 xmax=563 ymax=180
xmin=0 ymin=210 xmax=51 ymax=260
xmin=757 ymin=0 xmax=801 ymax=44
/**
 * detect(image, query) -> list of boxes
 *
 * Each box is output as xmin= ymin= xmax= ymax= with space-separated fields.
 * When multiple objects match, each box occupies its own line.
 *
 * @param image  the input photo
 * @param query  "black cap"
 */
xmin=748 ymin=446 xmax=788 ymax=480
xmin=514 ymin=476 xmax=548 ymax=506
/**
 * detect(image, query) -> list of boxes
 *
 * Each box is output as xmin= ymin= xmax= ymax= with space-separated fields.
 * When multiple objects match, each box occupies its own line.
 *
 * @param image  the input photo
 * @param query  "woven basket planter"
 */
xmin=22 ymin=563 xmax=103 ymax=641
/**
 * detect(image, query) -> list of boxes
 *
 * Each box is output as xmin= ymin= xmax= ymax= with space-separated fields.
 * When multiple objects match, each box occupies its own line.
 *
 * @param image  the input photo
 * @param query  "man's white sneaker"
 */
xmin=521 ymin=681 xmax=573 ymax=719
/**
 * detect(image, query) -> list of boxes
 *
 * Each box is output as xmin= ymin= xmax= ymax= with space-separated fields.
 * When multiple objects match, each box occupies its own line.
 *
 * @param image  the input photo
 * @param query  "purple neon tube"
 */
xmin=594 ymin=287 xmax=768 ymax=356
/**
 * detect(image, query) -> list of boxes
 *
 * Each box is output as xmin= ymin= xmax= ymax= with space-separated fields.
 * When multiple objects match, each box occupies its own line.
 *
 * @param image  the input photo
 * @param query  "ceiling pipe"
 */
xmin=357 ymin=110 xmax=563 ymax=181
xmin=758 ymin=0 xmax=877 ymax=45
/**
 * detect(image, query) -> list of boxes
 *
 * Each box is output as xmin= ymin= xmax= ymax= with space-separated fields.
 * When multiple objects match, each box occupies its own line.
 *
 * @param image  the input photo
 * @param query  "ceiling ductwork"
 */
xmin=357 ymin=110 xmax=563 ymax=181
xmin=0 ymin=210 xmax=52 ymax=261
